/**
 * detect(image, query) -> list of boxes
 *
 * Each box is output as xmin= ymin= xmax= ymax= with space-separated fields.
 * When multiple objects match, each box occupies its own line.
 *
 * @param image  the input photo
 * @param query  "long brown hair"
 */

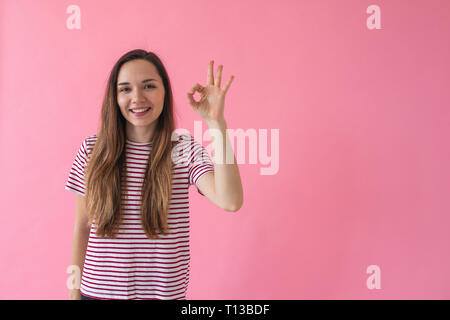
xmin=84 ymin=49 xmax=176 ymax=239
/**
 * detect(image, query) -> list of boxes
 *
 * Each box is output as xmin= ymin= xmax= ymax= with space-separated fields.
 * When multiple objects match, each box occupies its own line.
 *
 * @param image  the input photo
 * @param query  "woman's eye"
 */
xmin=119 ymin=85 xmax=155 ymax=92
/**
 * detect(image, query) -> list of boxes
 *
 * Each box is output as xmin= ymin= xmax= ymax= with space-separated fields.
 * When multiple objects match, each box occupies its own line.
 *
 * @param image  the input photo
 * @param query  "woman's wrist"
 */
xmin=205 ymin=118 xmax=227 ymax=129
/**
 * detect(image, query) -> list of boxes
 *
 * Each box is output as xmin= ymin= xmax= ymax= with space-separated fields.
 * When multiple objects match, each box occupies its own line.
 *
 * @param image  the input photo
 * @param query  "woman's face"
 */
xmin=116 ymin=59 xmax=165 ymax=130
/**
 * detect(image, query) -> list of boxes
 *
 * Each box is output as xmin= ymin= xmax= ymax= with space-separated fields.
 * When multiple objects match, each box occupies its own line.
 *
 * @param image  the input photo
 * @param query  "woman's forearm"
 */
xmin=70 ymin=225 xmax=90 ymax=290
xmin=206 ymin=118 xmax=244 ymax=211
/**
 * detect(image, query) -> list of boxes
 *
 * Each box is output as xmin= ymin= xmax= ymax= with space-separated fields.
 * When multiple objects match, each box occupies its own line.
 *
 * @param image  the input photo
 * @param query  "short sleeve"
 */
xmin=184 ymin=135 xmax=215 ymax=196
xmin=65 ymin=138 xmax=89 ymax=197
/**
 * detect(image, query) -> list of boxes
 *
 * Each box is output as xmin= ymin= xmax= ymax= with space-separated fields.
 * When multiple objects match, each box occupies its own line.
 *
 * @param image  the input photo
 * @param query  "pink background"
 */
xmin=1 ymin=0 xmax=449 ymax=299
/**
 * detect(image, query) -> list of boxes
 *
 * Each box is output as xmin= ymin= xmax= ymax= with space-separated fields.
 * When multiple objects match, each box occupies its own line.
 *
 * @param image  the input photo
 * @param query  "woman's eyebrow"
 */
xmin=117 ymin=79 xmax=157 ymax=86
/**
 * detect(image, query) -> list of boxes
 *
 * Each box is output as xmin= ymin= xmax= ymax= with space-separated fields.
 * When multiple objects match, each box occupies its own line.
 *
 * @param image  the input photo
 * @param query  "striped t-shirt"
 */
xmin=65 ymin=133 xmax=214 ymax=300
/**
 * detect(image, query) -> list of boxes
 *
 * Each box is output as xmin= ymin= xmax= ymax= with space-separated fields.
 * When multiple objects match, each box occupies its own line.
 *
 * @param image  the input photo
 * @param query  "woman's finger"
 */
xmin=215 ymin=65 xmax=223 ymax=88
xmin=222 ymin=75 xmax=234 ymax=94
xmin=187 ymin=83 xmax=204 ymax=108
xmin=207 ymin=60 xmax=214 ymax=86
xmin=188 ymin=82 xmax=203 ymax=94
xmin=187 ymin=92 xmax=199 ymax=108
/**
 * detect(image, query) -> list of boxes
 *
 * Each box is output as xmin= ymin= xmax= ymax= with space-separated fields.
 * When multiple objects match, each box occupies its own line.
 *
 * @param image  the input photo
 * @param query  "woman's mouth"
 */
xmin=130 ymin=107 xmax=151 ymax=117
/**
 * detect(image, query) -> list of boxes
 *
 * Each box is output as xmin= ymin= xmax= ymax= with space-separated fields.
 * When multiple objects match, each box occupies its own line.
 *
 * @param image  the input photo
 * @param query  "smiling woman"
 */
xmin=65 ymin=49 xmax=243 ymax=301
xmin=116 ymin=59 xmax=166 ymax=142
xmin=65 ymin=49 xmax=218 ymax=301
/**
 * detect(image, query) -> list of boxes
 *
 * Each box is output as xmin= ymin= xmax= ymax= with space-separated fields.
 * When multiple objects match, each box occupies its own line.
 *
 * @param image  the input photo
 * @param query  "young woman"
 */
xmin=65 ymin=49 xmax=243 ymax=300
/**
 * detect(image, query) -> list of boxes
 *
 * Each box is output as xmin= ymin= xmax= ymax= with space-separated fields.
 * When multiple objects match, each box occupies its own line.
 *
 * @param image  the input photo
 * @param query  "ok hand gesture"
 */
xmin=187 ymin=60 xmax=234 ymax=123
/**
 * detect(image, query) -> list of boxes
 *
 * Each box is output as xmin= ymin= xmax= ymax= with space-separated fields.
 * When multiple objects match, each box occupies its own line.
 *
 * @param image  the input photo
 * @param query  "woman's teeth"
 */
xmin=131 ymin=108 xmax=150 ymax=113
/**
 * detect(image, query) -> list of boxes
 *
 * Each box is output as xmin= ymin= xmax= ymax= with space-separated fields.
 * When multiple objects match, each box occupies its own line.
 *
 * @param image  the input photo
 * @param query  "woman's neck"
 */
xmin=126 ymin=123 xmax=156 ymax=143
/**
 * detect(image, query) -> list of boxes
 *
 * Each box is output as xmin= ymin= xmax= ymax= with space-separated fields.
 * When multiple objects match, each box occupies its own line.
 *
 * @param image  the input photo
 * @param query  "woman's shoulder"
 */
xmin=172 ymin=132 xmax=208 ymax=154
xmin=86 ymin=133 xmax=98 ymax=142
xmin=172 ymin=132 xmax=206 ymax=150
xmin=172 ymin=132 xmax=200 ymax=145
xmin=84 ymin=134 xmax=98 ymax=146
xmin=78 ymin=134 xmax=98 ymax=156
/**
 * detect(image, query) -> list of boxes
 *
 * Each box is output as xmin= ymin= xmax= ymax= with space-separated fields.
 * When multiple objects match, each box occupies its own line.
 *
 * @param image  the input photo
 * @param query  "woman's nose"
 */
xmin=132 ymin=88 xmax=146 ymax=102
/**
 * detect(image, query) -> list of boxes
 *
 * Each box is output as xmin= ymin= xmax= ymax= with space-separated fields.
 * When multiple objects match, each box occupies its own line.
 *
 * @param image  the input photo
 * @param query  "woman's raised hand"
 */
xmin=187 ymin=60 xmax=234 ymax=123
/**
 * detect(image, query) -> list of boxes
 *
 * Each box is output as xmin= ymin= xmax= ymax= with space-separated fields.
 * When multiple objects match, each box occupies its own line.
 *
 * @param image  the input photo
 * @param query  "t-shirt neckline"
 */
xmin=126 ymin=138 xmax=152 ymax=146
